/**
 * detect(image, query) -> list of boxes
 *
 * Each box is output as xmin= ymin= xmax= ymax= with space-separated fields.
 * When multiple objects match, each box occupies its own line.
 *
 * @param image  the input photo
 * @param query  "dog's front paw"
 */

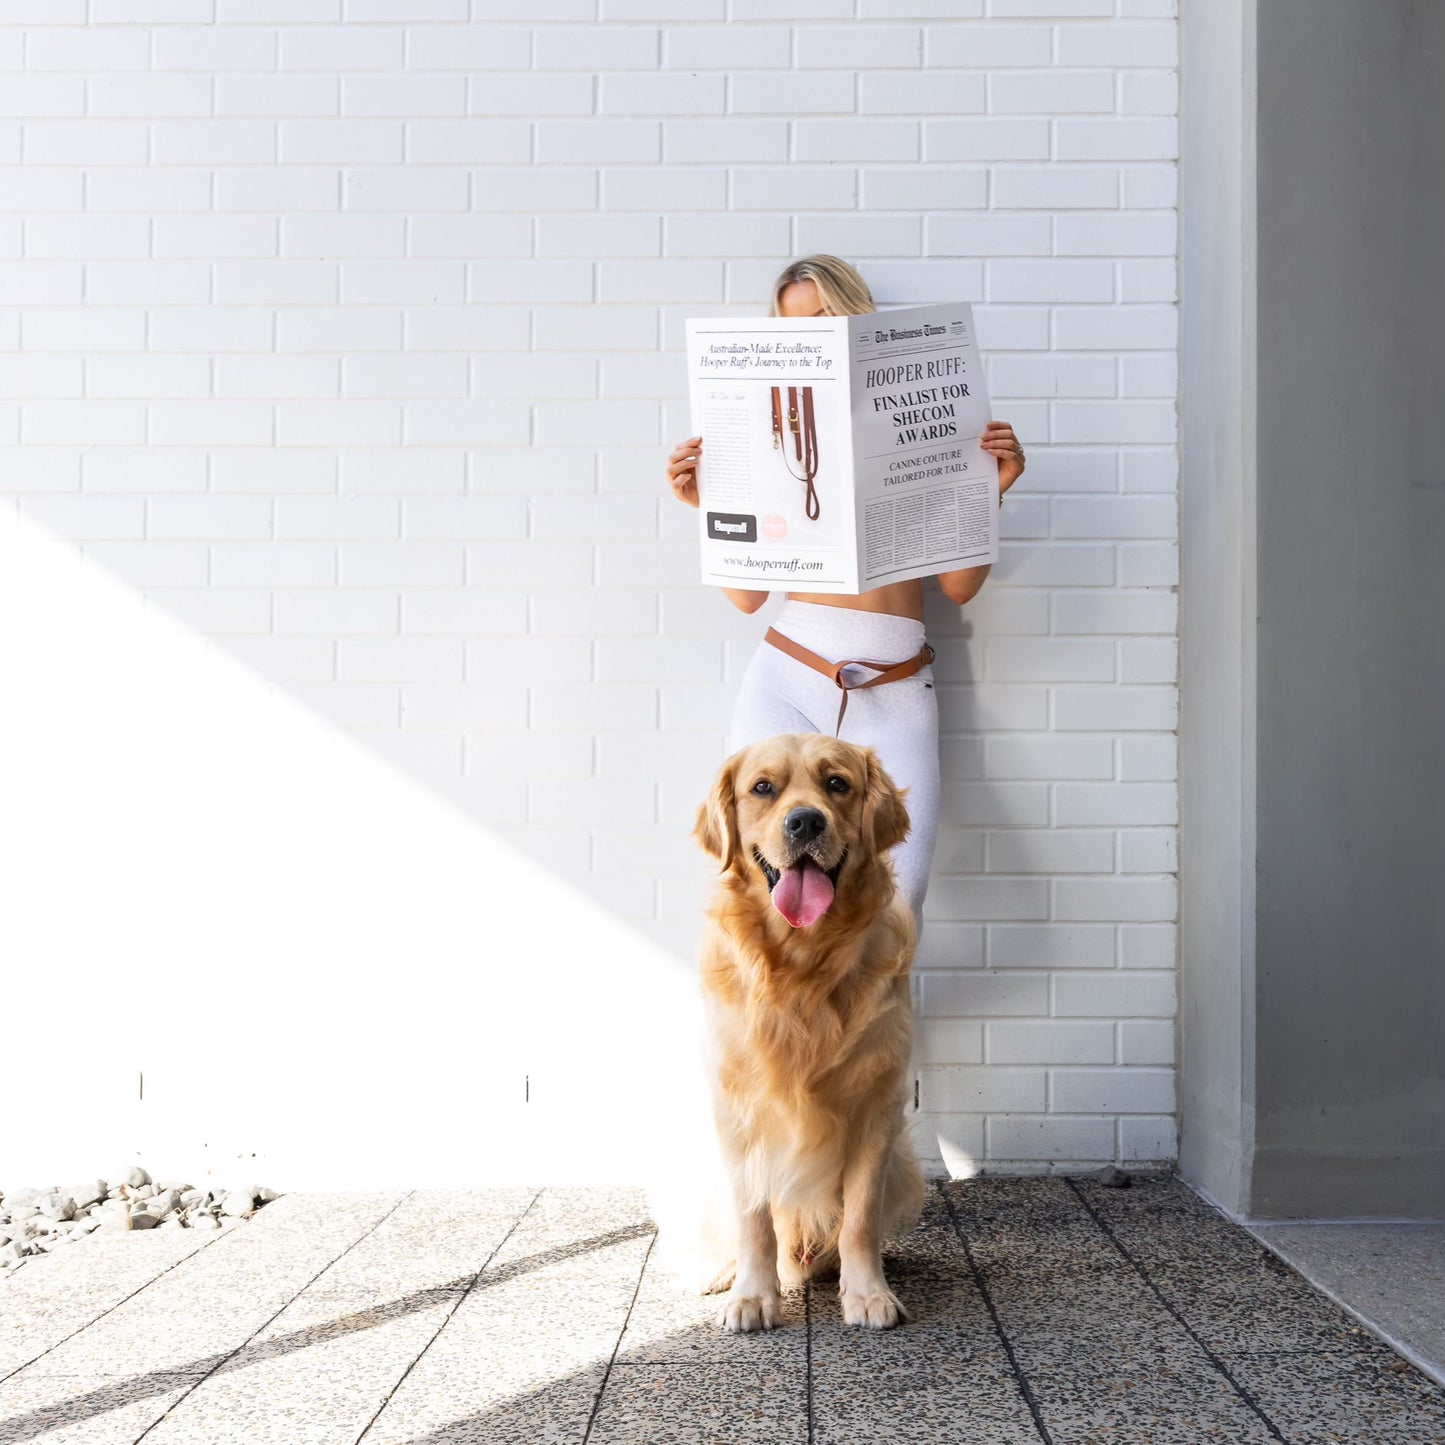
xmin=718 ymin=1289 xmax=783 ymax=1333
xmin=840 ymin=1285 xmax=907 ymax=1329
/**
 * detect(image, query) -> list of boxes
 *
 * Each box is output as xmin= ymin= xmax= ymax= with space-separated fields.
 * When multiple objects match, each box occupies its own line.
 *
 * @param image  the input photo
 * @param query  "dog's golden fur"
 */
xmin=693 ymin=732 xmax=925 ymax=1331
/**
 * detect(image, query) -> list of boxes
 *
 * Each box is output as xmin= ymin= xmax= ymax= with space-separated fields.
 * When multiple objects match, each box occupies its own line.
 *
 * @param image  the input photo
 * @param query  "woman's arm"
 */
xmin=937 ymin=565 xmax=991 ymax=606
xmin=666 ymin=435 xmax=771 ymax=614
xmin=722 ymin=587 xmax=770 ymax=614
xmin=938 ymin=420 xmax=1026 ymax=608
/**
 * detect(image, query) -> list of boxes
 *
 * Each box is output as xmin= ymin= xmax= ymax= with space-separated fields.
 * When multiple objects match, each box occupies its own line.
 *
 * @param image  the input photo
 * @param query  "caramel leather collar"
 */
xmin=763 ymin=627 xmax=935 ymax=738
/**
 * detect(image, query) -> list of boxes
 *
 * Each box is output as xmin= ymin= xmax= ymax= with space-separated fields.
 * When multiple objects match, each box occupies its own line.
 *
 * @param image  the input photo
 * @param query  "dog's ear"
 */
xmin=862 ymin=748 xmax=911 ymax=855
xmin=694 ymin=757 xmax=743 ymax=876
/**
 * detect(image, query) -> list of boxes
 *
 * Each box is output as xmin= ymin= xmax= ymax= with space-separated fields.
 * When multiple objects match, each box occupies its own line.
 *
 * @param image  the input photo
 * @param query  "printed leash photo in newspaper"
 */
xmin=771 ymin=384 xmax=820 ymax=520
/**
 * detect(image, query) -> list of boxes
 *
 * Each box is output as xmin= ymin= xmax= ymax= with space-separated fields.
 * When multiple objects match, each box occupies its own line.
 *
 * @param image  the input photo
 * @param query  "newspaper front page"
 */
xmin=684 ymin=302 xmax=997 ymax=594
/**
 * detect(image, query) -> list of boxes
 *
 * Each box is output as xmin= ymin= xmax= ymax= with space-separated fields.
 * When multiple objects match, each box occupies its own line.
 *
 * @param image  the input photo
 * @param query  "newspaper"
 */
xmin=684 ymin=301 xmax=998 ymax=594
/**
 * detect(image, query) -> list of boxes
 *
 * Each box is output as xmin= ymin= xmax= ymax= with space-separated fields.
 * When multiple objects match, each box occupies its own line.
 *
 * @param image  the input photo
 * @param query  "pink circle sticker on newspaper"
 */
xmin=762 ymin=513 xmax=787 ymax=541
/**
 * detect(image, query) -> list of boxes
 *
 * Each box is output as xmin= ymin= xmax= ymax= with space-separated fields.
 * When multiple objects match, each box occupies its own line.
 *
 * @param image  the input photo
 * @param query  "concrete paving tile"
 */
xmin=240 ymin=1280 xmax=461 ymax=1349
xmin=0 ymin=1370 xmax=197 ymax=1445
xmin=968 ymin=1226 xmax=1127 ymax=1278
xmin=0 ymin=1235 xmax=229 ymax=1380
xmin=943 ymin=1175 xmax=1090 ymax=1228
xmin=360 ymin=1270 xmax=633 ymax=1445
xmin=476 ymin=1188 xmax=651 ymax=1263
xmin=385 ymin=1268 xmax=637 ymax=1412
xmin=365 ymin=1363 xmax=608 ymax=1445
xmin=6 ymin=1217 xmax=391 ymax=1379
xmin=616 ymin=1271 xmax=807 ymax=1364
xmin=11 ymin=1301 xmax=284 ymax=1379
xmin=301 ymin=1212 xmax=534 ymax=1295
xmin=1026 ymin=1352 xmax=1279 ymax=1444
xmin=879 ymin=1183 xmax=974 ymax=1279
xmin=983 ymin=1271 xmax=1192 ymax=1355
xmin=401 ymin=1188 xmax=539 ymax=1214
xmin=244 ymin=1191 xmax=410 ymax=1229
xmin=981 ymin=1253 xmax=1147 ymax=1305
xmin=590 ymin=1364 xmax=807 ymax=1445
xmin=1005 ymin=1312 xmax=1204 ymax=1375
xmin=1146 ymin=1261 xmax=1368 ymax=1355
xmin=445 ymin=1273 xmax=637 ymax=1347
xmin=1070 ymin=1171 xmax=1222 ymax=1221
xmin=1218 ymin=1343 xmax=1445 ymax=1444
xmin=135 ymin=1293 xmax=460 ymax=1445
xmin=813 ymin=1360 xmax=1039 ymax=1445
xmin=1103 ymin=1210 xmax=1279 ymax=1268
xmin=478 ymin=1221 xmax=655 ymax=1294
xmin=140 ymin=1379 xmax=394 ymax=1445
xmin=811 ymin=1275 xmax=996 ymax=1356
xmin=2 ymin=1229 xmax=212 ymax=1283
xmin=809 ymin=1276 xmax=1037 ymax=1442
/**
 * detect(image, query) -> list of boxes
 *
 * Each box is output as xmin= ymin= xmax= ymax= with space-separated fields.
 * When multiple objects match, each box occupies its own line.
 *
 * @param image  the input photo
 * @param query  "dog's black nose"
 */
xmin=783 ymin=807 xmax=826 ymax=845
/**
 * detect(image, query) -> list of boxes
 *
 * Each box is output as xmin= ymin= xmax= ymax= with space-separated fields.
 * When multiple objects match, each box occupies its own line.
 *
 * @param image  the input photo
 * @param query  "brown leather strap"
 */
xmin=770 ymin=386 xmax=782 ymax=448
xmin=764 ymin=626 xmax=935 ymax=737
xmin=778 ymin=385 xmax=821 ymax=519
xmin=801 ymin=387 xmax=819 ymax=520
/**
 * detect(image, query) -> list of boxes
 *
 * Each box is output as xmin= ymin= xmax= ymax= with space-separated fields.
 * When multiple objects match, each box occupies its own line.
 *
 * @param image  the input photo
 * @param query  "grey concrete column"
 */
xmin=1179 ymin=0 xmax=1445 ymax=1220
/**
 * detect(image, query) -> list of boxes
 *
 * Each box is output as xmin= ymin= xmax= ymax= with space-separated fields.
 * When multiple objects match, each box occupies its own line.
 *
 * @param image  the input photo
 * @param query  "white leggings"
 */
xmin=728 ymin=600 xmax=940 ymax=927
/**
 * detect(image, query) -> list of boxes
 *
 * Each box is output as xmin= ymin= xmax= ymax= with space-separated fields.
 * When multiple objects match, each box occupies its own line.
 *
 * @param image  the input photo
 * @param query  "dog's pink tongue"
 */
xmin=772 ymin=857 xmax=835 ymax=928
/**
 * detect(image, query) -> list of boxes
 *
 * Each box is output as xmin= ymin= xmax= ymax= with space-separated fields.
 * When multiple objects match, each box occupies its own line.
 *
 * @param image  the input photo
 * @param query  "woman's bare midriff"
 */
xmin=786 ymin=578 xmax=924 ymax=622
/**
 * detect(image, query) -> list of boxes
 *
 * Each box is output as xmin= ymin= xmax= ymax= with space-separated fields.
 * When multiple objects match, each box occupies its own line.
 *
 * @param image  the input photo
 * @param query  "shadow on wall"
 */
xmin=0 ymin=507 xmax=717 ymax=1193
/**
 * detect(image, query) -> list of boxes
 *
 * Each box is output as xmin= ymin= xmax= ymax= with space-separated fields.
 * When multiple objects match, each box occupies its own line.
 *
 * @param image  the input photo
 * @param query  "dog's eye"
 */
xmin=826 ymin=775 xmax=850 ymax=794
xmin=752 ymin=779 xmax=775 ymax=797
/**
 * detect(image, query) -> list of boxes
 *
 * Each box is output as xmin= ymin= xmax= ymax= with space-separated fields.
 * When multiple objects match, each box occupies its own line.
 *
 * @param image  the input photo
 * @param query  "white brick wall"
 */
xmin=2 ymin=0 xmax=1178 ymax=1177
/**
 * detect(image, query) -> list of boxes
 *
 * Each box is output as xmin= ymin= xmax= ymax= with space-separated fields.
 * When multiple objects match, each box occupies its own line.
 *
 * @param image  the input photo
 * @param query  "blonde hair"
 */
xmin=768 ymin=254 xmax=876 ymax=318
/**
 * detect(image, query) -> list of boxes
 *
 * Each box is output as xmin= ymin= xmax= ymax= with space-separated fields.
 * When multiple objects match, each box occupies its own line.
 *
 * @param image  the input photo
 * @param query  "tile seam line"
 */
xmin=805 ymin=1275 xmax=814 ymax=1445
xmin=939 ymin=1182 xmax=1057 ymax=1445
xmin=353 ymin=1186 xmax=546 ymax=1444
xmin=579 ymin=1221 xmax=658 ymax=1445
xmin=0 ymin=1216 xmax=253 ymax=1389
xmin=1062 ymin=1177 xmax=1290 ymax=1443
xmin=122 ymin=1189 xmax=422 ymax=1444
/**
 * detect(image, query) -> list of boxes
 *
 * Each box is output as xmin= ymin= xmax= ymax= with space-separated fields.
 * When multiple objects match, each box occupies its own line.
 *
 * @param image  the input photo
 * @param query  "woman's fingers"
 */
xmin=666 ymin=436 xmax=702 ymax=507
xmin=982 ymin=420 xmax=1024 ymax=460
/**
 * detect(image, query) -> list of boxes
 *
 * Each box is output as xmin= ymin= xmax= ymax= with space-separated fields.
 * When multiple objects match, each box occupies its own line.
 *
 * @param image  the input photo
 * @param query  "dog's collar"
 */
xmin=752 ymin=847 xmax=847 ymax=893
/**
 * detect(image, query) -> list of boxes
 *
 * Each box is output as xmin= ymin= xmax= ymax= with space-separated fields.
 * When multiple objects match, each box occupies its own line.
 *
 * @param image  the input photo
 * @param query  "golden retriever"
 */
xmin=692 ymin=732 xmax=925 ymax=1332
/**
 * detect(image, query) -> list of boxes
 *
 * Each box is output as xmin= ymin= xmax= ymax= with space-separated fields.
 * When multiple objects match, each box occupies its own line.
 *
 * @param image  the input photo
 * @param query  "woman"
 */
xmin=666 ymin=255 xmax=1025 ymax=926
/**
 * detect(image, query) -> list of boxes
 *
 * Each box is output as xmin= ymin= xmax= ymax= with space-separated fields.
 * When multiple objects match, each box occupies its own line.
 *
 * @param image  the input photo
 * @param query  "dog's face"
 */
xmin=695 ymin=733 xmax=909 ymax=929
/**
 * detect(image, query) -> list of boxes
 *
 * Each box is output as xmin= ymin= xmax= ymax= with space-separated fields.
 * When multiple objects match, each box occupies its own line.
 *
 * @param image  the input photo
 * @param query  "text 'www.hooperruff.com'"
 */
xmin=721 ymin=556 xmax=826 ymax=574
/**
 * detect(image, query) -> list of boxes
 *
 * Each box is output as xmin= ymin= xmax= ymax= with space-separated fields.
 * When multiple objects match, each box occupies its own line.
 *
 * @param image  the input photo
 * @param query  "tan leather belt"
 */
xmin=764 ymin=627 xmax=935 ymax=737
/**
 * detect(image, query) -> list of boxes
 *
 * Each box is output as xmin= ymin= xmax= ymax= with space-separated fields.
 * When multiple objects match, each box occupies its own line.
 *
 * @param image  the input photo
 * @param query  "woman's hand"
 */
xmin=981 ymin=419 xmax=1025 ymax=498
xmin=666 ymin=435 xmax=702 ymax=509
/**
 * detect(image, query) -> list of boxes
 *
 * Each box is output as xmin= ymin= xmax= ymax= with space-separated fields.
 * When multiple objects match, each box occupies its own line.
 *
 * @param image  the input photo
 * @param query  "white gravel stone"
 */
xmin=2 ymin=1165 xmax=280 ymax=1248
xmin=70 ymin=1180 xmax=107 ymax=1209
xmin=37 ymin=1193 xmax=76 ymax=1222
xmin=220 ymin=1188 xmax=257 ymax=1218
